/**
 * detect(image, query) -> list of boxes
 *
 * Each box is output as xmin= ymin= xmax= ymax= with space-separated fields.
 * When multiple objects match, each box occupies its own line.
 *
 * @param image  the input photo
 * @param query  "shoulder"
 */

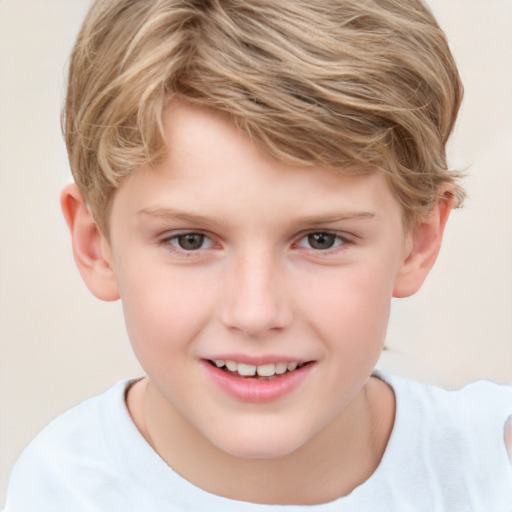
xmin=19 ymin=379 xmax=131 ymax=461
xmin=4 ymin=380 xmax=134 ymax=511
xmin=423 ymin=378 xmax=512 ymax=432
xmin=390 ymin=374 xmax=512 ymax=443
xmin=382 ymin=372 xmax=512 ymax=422
xmin=412 ymin=378 xmax=512 ymax=453
xmin=379 ymin=373 xmax=512 ymax=509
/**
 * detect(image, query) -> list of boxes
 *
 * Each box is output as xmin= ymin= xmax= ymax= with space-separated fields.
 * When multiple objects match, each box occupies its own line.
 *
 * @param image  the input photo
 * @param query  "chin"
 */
xmin=208 ymin=425 xmax=311 ymax=461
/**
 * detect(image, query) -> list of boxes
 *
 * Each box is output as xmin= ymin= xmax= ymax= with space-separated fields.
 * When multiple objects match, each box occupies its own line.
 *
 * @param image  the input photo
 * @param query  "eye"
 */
xmin=165 ymin=232 xmax=213 ymax=251
xmin=297 ymin=232 xmax=346 ymax=251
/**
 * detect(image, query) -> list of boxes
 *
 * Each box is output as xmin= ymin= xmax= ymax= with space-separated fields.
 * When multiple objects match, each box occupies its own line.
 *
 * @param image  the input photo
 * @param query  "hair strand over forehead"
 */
xmin=63 ymin=0 xmax=464 ymax=233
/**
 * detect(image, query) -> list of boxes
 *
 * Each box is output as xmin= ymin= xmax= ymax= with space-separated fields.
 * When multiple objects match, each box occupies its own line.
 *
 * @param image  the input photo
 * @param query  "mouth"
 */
xmin=207 ymin=359 xmax=313 ymax=380
xmin=202 ymin=357 xmax=316 ymax=402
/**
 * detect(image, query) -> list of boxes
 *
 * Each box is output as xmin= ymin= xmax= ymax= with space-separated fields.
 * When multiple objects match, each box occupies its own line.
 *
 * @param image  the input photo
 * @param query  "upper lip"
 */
xmin=202 ymin=354 xmax=313 ymax=366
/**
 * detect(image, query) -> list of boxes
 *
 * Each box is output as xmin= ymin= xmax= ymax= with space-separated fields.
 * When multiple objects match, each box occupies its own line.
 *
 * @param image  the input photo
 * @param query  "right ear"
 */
xmin=60 ymin=183 xmax=120 ymax=301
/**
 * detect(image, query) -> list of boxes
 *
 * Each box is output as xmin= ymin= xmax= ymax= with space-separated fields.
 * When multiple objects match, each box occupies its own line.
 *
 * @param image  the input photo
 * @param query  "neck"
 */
xmin=127 ymin=376 xmax=395 ymax=505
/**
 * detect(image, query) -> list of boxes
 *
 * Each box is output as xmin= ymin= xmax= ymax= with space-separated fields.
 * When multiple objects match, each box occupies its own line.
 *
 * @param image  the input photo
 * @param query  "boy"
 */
xmin=4 ymin=0 xmax=512 ymax=510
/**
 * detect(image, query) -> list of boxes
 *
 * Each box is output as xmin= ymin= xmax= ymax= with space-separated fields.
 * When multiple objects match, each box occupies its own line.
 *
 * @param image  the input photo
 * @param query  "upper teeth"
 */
xmin=214 ymin=360 xmax=300 ymax=377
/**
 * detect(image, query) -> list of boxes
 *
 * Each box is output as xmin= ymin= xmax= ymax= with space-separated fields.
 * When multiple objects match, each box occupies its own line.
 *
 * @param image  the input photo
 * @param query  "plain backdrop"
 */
xmin=1 ymin=0 xmax=511 ymax=504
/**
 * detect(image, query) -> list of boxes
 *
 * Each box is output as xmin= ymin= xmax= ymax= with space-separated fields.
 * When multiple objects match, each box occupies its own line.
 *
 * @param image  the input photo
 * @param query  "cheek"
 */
xmin=299 ymin=262 xmax=395 ymax=349
xmin=116 ymin=262 xmax=216 ymax=360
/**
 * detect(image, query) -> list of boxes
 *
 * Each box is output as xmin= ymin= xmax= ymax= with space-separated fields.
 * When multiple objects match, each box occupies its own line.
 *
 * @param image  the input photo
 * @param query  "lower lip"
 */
xmin=201 ymin=361 xmax=315 ymax=403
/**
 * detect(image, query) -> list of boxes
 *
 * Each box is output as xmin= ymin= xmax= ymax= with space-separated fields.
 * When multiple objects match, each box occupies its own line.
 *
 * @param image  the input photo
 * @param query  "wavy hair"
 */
xmin=63 ymin=0 xmax=464 ymax=233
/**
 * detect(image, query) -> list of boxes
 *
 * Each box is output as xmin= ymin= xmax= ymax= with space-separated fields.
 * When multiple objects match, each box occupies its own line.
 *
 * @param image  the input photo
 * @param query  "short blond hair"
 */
xmin=64 ymin=0 xmax=464 ymax=233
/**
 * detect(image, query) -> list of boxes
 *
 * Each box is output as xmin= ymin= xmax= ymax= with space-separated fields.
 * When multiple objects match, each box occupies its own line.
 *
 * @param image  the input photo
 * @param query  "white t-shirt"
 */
xmin=4 ymin=373 xmax=512 ymax=511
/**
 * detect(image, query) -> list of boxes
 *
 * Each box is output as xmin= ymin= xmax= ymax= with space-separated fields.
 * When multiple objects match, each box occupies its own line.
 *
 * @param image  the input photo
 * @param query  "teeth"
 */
xmin=237 ymin=363 xmax=256 ymax=376
xmin=275 ymin=362 xmax=288 ymax=375
xmin=225 ymin=360 xmax=238 ymax=372
xmin=213 ymin=360 xmax=304 ymax=377
xmin=256 ymin=363 xmax=276 ymax=377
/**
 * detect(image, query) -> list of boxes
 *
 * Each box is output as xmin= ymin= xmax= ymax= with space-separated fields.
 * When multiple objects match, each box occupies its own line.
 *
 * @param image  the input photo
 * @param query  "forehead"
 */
xmin=110 ymin=102 xmax=403 ymax=229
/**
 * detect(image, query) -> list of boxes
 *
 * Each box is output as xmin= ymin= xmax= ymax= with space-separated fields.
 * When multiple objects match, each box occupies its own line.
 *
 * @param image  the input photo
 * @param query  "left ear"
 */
xmin=393 ymin=190 xmax=455 ymax=298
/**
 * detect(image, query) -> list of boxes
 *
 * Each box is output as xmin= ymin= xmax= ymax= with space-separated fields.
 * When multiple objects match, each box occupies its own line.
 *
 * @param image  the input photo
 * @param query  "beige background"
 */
xmin=1 ymin=0 xmax=511 ymax=504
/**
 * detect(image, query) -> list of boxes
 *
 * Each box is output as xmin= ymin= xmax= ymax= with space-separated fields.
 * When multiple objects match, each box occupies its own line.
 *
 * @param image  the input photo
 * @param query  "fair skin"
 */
xmin=62 ymin=102 xmax=452 ymax=505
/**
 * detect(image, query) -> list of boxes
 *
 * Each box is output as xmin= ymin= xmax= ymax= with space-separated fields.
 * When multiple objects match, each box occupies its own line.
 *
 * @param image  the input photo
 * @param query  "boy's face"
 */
xmin=91 ymin=103 xmax=423 ymax=459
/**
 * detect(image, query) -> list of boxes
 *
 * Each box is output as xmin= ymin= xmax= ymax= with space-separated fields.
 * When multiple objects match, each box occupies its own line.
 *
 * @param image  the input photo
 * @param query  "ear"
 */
xmin=393 ymin=191 xmax=454 ymax=298
xmin=60 ymin=183 xmax=120 ymax=301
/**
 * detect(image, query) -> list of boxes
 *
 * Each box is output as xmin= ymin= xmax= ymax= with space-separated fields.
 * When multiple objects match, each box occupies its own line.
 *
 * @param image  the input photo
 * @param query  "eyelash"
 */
xmin=159 ymin=230 xmax=352 ymax=255
xmin=160 ymin=232 xmax=216 ymax=254
xmin=295 ymin=231 xmax=351 ymax=254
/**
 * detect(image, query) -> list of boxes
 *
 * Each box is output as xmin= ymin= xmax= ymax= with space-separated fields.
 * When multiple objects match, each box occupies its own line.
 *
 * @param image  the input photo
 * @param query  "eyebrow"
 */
xmin=292 ymin=212 xmax=376 ymax=226
xmin=138 ymin=207 xmax=226 ymax=230
xmin=138 ymin=207 xmax=376 ymax=228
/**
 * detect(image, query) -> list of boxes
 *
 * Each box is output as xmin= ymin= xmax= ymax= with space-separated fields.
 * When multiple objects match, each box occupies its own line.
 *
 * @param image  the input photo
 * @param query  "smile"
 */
xmin=210 ymin=360 xmax=308 ymax=379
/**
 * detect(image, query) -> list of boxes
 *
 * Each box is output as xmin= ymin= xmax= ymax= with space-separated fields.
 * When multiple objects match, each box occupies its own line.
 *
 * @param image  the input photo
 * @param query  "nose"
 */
xmin=220 ymin=249 xmax=293 ymax=338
